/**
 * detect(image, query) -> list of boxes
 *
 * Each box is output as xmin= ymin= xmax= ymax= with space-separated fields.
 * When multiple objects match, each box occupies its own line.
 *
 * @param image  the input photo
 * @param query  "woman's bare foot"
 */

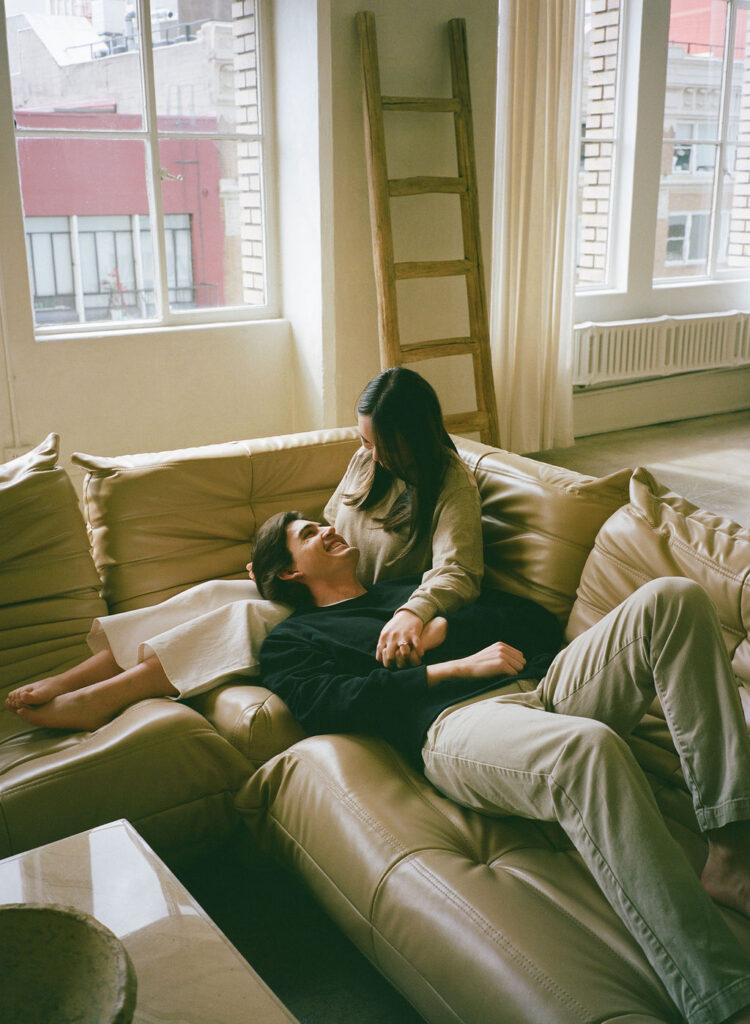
xmin=5 ymin=649 xmax=122 ymax=710
xmin=422 ymin=616 xmax=448 ymax=652
xmin=6 ymin=676 xmax=72 ymax=709
xmin=12 ymin=690 xmax=119 ymax=732
xmin=8 ymin=656 xmax=177 ymax=733
xmin=701 ymin=823 xmax=750 ymax=917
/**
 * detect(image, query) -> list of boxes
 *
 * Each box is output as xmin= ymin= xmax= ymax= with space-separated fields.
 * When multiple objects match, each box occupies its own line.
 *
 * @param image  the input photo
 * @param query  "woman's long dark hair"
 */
xmin=345 ymin=367 xmax=456 ymax=559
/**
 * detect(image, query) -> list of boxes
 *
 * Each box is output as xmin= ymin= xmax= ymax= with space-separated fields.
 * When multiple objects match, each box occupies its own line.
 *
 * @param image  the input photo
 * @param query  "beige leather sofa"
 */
xmin=2 ymin=426 xmax=749 ymax=1023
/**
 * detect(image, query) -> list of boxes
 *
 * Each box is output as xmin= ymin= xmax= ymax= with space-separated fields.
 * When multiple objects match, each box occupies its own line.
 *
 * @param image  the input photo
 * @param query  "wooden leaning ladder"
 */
xmin=357 ymin=11 xmax=499 ymax=445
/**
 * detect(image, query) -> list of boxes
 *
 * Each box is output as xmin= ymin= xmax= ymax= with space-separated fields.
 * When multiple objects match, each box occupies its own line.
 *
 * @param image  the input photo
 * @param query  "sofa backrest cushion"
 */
xmin=454 ymin=438 xmax=632 ymax=622
xmin=73 ymin=429 xmax=360 ymax=613
xmin=566 ymin=466 xmax=750 ymax=684
xmin=0 ymin=434 xmax=107 ymax=693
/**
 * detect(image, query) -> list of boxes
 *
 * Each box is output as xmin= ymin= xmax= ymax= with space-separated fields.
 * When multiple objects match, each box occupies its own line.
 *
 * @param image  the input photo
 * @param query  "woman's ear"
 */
xmin=278 ymin=566 xmax=302 ymax=582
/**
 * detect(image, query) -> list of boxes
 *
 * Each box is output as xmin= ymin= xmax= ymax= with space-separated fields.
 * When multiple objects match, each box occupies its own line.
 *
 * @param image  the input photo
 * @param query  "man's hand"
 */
xmin=426 ymin=642 xmax=526 ymax=687
xmin=377 ymin=609 xmax=425 ymax=668
xmin=458 ymin=642 xmax=526 ymax=678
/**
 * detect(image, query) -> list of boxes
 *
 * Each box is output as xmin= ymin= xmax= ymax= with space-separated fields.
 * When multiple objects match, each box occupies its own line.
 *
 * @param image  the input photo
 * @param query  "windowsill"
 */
xmin=32 ymin=316 xmax=288 ymax=344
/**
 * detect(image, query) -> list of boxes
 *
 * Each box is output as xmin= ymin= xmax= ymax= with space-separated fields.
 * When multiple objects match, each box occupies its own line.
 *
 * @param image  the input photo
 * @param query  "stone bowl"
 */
xmin=0 ymin=903 xmax=138 ymax=1023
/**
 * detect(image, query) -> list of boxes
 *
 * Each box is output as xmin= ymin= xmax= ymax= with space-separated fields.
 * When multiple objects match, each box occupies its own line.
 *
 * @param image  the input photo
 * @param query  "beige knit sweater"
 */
xmin=324 ymin=447 xmax=484 ymax=623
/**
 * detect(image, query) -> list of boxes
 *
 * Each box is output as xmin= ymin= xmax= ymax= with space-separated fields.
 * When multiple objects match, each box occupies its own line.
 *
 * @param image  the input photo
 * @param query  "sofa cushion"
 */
xmin=72 ymin=428 xmax=359 ymax=613
xmin=454 ymin=438 xmax=632 ymax=622
xmin=566 ymin=466 xmax=750 ymax=688
xmin=0 ymin=434 xmax=107 ymax=699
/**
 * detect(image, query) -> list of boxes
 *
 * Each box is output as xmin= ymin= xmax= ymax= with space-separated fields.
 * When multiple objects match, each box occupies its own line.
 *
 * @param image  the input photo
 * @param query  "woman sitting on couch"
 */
xmin=5 ymin=367 xmax=484 ymax=728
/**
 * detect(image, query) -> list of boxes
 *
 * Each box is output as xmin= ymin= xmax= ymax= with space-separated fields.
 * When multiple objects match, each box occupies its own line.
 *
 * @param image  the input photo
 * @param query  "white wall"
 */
xmin=325 ymin=0 xmax=499 ymax=426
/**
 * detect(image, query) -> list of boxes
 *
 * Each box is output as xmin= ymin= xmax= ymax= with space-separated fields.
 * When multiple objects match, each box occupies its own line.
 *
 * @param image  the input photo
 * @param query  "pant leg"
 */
xmin=540 ymin=576 xmax=750 ymax=831
xmin=422 ymin=598 xmax=750 ymax=1023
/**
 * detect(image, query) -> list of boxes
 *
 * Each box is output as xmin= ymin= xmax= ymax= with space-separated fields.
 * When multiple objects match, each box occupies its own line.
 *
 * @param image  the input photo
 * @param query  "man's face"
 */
xmin=284 ymin=519 xmax=359 ymax=585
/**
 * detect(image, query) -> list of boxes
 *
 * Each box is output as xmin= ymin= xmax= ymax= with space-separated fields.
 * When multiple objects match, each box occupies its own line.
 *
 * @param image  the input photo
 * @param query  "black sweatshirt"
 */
xmin=258 ymin=576 xmax=563 ymax=763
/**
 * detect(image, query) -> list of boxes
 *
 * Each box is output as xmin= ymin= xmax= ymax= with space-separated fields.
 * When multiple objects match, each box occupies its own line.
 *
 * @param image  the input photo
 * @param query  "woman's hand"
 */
xmin=377 ymin=610 xmax=425 ymax=668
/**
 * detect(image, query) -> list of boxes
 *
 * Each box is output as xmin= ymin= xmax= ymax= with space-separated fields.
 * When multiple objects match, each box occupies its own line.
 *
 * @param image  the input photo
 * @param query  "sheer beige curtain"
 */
xmin=490 ymin=0 xmax=582 ymax=454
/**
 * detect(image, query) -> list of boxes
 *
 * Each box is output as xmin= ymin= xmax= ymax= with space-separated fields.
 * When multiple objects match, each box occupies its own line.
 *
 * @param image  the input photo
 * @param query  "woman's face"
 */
xmin=358 ymin=412 xmax=417 ymax=482
xmin=357 ymin=413 xmax=387 ymax=468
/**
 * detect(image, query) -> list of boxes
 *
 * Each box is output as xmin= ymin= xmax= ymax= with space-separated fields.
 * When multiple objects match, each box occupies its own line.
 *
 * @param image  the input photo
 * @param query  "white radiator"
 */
xmin=573 ymin=311 xmax=750 ymax=387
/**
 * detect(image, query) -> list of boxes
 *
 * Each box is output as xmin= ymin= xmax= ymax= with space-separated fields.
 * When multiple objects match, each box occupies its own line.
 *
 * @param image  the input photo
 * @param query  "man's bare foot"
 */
xmin=701 ymin=824 xmax=750 ymax=918
xmin=11 ymin=690 xmax=117 ymax=732
xmin=422 ymin=616 xmax=448 ymax=652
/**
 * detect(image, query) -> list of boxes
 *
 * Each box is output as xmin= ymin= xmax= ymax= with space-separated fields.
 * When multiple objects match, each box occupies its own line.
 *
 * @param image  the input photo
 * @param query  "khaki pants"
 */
xmin=423 ymin=577 xmax=750 ymax=1024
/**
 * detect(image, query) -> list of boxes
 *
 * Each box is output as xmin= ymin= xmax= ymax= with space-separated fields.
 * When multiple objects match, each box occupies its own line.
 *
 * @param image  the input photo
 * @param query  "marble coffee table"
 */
xmin=0 ymin=819 xmax=299 ymax=1024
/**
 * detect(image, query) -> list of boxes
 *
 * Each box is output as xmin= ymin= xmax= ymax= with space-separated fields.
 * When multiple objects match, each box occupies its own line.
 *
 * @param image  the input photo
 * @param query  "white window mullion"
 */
xmin=138 ymin=0 xmax=170 ymax=323
xmin=707 ymin=0 xmax=738 ymax=276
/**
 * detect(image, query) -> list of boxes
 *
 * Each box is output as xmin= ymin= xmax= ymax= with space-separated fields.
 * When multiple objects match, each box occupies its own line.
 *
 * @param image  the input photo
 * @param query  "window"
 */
xmin=5 ymin=0 xmax=271 ymax=332
xmin=665 ymin=211 xmax=711 ymax=262
xmin=654 ymin=0 xmax=750 ymax=280
xmin=575 ymin=0 xmax=750 ymax=321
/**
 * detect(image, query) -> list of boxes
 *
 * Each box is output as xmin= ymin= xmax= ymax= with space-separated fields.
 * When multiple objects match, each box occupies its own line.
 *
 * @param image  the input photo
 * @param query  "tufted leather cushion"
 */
xmin=0 ymin=434 xmax=107 ymax=698
xmin=72 ymin=429 xmax=359 ymax=613
xmin=566 ymin=467 xmax=750 ymax=688
xmin=454 ymin=438 xmax=632 ymax=622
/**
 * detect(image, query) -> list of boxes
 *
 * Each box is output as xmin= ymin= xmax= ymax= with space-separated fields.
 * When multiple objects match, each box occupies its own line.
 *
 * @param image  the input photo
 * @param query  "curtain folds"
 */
xmin=490 ymin=0 xmax=581 ymax=454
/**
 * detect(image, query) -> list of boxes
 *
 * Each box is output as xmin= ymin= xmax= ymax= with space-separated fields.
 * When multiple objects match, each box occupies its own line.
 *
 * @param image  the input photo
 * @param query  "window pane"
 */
xmin=663 ymin=0 xmax=726 ymax=140
xmin=17 ymin=138 xmax=152 ymax=326
xmin=30 ymin=233 xmax=56 ymax=296
xmin=576 ymin=0 xmax=621 ymax=289
xmin=7 ymin=6 xmax=144 ymax=130
xmin=159 ymin=137 xmax=266 ymax=311
xmin=152 ymin=0 xmax=260 ymax=136
xmin=79 ymin=231 xmax=100 ymax=293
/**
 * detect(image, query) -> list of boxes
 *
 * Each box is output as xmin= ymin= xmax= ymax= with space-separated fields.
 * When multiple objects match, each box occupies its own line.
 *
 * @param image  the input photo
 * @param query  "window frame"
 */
xmin=2 ymin=0 xmax=278 ymax=340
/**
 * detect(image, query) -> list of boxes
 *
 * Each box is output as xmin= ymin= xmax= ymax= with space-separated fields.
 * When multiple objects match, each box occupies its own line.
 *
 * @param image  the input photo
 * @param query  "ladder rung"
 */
xmin=381 ymin=96 xmax=462 ymax=113
xmin=444 ymin=411 xmax=490 ymax=434
xmin=394 ymin=259 xmax=473 ymax=280
xmin=401 ymin=337 xmax=478 ymax=362
xmin=389 ymin=176 xmax=467 ymax=197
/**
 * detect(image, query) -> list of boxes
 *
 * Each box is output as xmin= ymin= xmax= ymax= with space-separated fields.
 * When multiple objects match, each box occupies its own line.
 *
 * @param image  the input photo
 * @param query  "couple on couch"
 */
xmin=6 ymin=367 xmax=750 ymax=1024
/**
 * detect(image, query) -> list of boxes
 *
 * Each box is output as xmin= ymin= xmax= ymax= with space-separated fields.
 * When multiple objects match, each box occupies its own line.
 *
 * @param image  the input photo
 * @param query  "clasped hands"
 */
xmin=377 ymin=608 xmax=527 ymax=682
xmin=376 ymin=609 xmax=426 ymax=668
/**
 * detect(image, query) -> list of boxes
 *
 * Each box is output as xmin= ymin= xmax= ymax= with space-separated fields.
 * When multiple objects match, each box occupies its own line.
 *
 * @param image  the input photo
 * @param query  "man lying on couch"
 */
xmin=251 ymin=510 xmax=750 ymax=1024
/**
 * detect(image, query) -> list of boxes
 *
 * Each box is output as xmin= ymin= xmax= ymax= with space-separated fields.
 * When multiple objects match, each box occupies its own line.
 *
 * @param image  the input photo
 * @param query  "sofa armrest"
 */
xmin=190 ymin=684 xmax=306 ymax=768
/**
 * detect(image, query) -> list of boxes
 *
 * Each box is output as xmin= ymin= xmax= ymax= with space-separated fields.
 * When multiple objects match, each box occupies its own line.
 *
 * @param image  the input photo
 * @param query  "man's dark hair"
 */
xmin=252 ymin=510 xmax=313 ymax=608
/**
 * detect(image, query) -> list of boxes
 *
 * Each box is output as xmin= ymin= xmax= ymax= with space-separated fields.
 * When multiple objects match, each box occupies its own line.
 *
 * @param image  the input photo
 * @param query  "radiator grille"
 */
xmin=573 ymin=311 xmax=750 ymax=387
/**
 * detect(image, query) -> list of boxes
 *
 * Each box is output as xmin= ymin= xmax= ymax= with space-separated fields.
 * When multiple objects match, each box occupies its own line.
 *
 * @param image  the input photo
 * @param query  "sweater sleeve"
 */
xmin=259 ymin=623 xmax=428 ymax=743
xmin=399 ymin=457 xmax=484 ymax=623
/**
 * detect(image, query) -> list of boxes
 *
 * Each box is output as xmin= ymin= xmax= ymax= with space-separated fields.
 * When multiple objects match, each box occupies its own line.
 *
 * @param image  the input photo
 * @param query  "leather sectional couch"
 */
xmin=1 ymin=425 xmax=749 ymax=1022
